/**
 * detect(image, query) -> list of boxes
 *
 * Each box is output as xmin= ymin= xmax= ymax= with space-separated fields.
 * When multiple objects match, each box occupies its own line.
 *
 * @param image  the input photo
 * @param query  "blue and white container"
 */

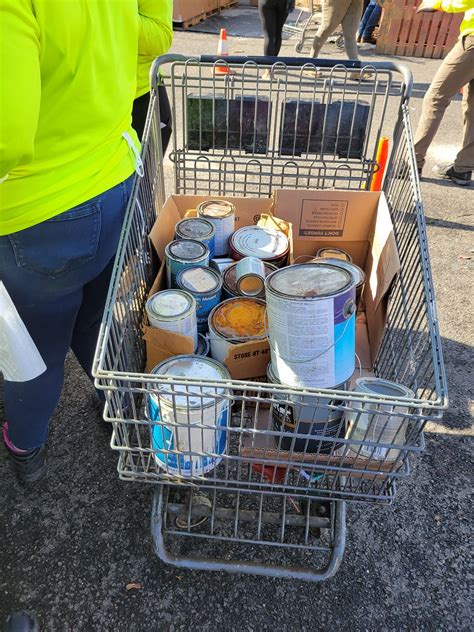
xmin=148 ymin=355 xmax=231 ymax=477
xmin=175 ymin=218 xmax=216 ymax=259
xmin=146 ymin=289 xmax=198 ymax=351
xmin=197 ymin=200 xmax=235 ymax=256
xmin=265 ymin=263 xmax=356 ymax=389
xmin=165 ymin=239 xmax=210 ymax=288
xmin=176 ymin=266 xmax=222 ymax=333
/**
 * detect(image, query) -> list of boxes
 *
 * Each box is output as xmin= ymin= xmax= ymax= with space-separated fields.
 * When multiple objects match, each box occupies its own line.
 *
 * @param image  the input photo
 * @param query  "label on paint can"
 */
xmin=197 ymin=200 xmax=235 ymax=256
xmin=265 ymin=264 xmax=356 ymax=389
xmin=176 ymin=266 xmax=222 ymax=333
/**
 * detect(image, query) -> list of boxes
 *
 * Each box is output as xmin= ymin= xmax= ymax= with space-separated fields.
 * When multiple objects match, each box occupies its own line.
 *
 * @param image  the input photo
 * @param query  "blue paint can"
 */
xmin=176 ymin=266 xmax=222 ymax=333
xmin=165 ymin=239 xmax=210 ymax=288
xmin=175 ymin=218 xmax=216 ymax=259
xmin=148 ymin=355 xmax=231 ymax=477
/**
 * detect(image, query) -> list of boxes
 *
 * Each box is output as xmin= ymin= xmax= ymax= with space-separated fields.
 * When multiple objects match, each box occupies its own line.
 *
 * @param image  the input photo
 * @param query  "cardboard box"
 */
xmin=145 ymin=189 xmax=400 ymax=382
xmin=173 ymin=0 xmax=203 ymax=22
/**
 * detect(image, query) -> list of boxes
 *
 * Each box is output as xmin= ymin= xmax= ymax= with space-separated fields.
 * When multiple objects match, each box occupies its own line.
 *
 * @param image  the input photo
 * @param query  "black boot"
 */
xmin=3 ymin=611 xmax=39 ymax=632
xmin=433 ymin=164 xmax=472 ymax=186
xmin=9 ymin=446 xmax=47 ymax=483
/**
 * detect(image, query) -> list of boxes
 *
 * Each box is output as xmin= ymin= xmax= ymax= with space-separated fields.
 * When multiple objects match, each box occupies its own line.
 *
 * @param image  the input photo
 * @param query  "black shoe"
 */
xmin=433 ymin=164 xmax=472 ymax=186
xmin=3 ymin=611 xmax=39 ymax=632
xmin=10 ymin=446 xmax=47 ymax=483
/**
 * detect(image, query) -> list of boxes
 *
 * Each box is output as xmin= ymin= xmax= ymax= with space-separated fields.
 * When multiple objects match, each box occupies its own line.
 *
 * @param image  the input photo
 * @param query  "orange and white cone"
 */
xmin=215 ymin=28 xmax=230 ymax=74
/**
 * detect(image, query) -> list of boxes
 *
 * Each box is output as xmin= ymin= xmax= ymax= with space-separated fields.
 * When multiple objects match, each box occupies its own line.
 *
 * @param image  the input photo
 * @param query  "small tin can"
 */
xmin=146 ymin=290 xmax=198 ymax=350
xmin=229 ymin=226 xmax=289 ymax=268
xmin=165 ymin=239 xmax=210 ymax=288
xmin=196 ymin=333 xmax=210 ymax=356
xmin=209 ymin=257 xmax=235 ymax=275
xmin=345 ymin=377 xmax=415 ymax=462
xmin=176 ymin=266 xmax=222 ymax=333
xmin=316 ymin=247 xmax=353 ymax=263
xmin=208 ymin=297 xmax=267 ymax=365
xmin=175 ymin=218 xmax=216 ymax=259
xmin=222 ymin=261 xmax=277 ymax=299
xmin=197 ymin=200 xmax=235 ymax=257
xmin=148 ymin=355 xmax=231 ymax=477
xmin=311 ymin=257 xmax=366 ymax=307
xmin=235 ymin=257 xmax=266 ymax=297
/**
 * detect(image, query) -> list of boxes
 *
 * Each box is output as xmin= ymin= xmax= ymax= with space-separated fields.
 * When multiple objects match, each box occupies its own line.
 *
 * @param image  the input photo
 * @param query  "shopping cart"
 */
xmin=93 ymin=55 xmax=447 ymax=581
xmin=284 ymin=1 xmax=345 ymax=53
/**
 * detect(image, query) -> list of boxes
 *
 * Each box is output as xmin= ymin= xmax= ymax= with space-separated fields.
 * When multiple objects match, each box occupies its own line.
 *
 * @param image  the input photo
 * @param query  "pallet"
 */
xmin=376 ymin=0 xmax=462 ymax=59
xmin=173 ymin=7 xmax=220 ymax=30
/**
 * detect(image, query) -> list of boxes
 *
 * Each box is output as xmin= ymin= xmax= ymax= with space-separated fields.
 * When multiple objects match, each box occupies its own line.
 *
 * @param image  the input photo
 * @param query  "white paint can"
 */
xmin=197 ymin=200 xmax=235 ymax=256
xmin=146 ymin=290 xmax=198 ymax=351
xmin=235 ymin=257 xmax=266 ymax=297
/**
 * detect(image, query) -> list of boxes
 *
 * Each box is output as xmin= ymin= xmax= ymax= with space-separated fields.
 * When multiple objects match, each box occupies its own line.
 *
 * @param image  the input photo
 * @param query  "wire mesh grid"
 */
xmin=93 ymin=57 xmax=447 ymax=506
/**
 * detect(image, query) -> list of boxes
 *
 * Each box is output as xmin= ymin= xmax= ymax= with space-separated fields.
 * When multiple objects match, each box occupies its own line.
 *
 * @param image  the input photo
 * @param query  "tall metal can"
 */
xmin=146 ymin=289 xmax=198 ymax=350
xmin=197 ymin=200 xmax=235 ymax=256
xmin=165 ymin=239 xmax=210 ymax=288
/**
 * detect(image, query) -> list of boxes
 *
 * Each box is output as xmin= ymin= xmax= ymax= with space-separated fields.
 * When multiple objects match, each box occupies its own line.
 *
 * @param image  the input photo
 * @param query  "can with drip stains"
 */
xmin=197 ymin=200 xmax=235 ymax=256
xmin=267 ymin=362 xmax=346 ymax=454
xmin=175 ymin=217 xmax=216 ymax=259
xmin=146 ymin=290 xmax=198 ymax=350
xmin=222 ymin=261 xmax=277 ymax=299
xmin=176 ymin=266 xmax=222 ymax=333
xmin=165 ymin=239 xmax=210 ymax=288
xmin=311 ymin=257 xmax=366 ymax=307
xmin=265 ymin=263 xmax=356 ymax=389
xmin=229 ymin=226 xmax=289 ymax=268
xmin=148 ymin=355 xmax=231 ymax=477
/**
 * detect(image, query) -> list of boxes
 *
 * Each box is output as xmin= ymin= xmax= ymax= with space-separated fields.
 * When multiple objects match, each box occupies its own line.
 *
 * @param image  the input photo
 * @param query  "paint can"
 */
xmin=222 ymin=261 xmax=278 ymax=299
xmin=229 ymin=226 xmax=289 ymax=268
xmin=148 ymin=355 xmax=231 ymax=477
xmin=165 ymin=239 xmax=210 ymax=288
xmin=197 ymin=200 xmax=235 ymax=256
xmin=145 ymin=290 xmax=198 ymax=351
xmin=316 ymin=247 xmax=352 ymax=262
xmin=345 ymin=377 xmax=415 ymax=461
xmin=196 ymin=333 xmax=210 ymax=357
xmin=311 ymin=257 xmax=366 ymax=307
xmin=209 ymin=257 xmax=235 ymax=275
xmin=267 ymin=362 xmax=345 ymax=454
xmin=235 ymin=257 xmax=266 ymax=297
xmin=176 ymin=266 xmax=222 ymax=333
xmin=265 ymin=263 xmax=356 ymax=389
xmin=208 ymin=297 xmax=267 ymax=364
xmin=175 ymin=217 xmax=216 ymax=259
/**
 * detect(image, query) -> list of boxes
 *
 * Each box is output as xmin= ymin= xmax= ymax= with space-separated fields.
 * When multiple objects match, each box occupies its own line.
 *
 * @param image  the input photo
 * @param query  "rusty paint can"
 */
xmin=229 ymin=226 xmax=289 ymax=268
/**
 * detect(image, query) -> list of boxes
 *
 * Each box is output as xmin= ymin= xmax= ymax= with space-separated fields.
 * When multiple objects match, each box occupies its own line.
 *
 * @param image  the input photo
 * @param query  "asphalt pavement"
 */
xmin=1 ymin=8 xmax=472 ymax=632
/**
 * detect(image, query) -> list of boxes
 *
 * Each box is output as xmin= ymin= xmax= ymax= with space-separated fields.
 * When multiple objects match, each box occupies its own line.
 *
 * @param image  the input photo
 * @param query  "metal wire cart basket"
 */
xmin=93 ymin=55 xmax=448 ymax=581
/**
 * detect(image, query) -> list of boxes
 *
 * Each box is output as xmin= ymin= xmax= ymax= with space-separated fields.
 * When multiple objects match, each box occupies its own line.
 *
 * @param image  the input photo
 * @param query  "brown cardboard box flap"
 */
xmin=143 ymin=325 xmax=195 ymax=372
xmin=222 ymin=338 xmax=271 ymax=380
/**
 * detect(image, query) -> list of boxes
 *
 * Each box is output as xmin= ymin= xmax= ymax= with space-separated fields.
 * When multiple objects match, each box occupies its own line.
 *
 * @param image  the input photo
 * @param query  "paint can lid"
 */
xmin=146 ymin=290 xmax=195 ymax=320
xmin=167 ymin=239 xmax=208 ymax=261
xmin=266 ymin=263 xmax=352 ymax=298
xmin=230 ymin=226 xmax=289 ymax=260
xmin=150 ymin=355 xmax=230 ymax=407
xmin=176 ymin=218 xmax=215 ymax=240
xmin=198 ymin=200 xmax=235 ymax=219
xmin=311 ymin=258 xmax=365 ymax=288
xmin=354 ymin=377 xmax=415 ymax=399
xmin=316 ymin=247 xmax=352 ymax=262
xmin=210 ymin=298 xmax=266 ymax=340
xmin=177 ymin=266 xmax=221 ymax=295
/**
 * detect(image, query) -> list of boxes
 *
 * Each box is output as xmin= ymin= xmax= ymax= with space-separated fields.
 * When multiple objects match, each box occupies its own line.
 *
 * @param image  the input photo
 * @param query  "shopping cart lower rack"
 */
xmin=93 ymin=55 xmax=447 ymax=581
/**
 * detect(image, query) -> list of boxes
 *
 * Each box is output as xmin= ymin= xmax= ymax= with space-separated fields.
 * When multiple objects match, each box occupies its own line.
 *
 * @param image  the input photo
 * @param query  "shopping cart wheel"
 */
xmin=299 ymin=498 xmax=332 ymax=538
xmin=171 ymin=487 xmax=212 ymax=530
xmin=295 ymin=41 xmax=304 ymax=53
xmin=336 ymin=34 xmax=345 ymax=50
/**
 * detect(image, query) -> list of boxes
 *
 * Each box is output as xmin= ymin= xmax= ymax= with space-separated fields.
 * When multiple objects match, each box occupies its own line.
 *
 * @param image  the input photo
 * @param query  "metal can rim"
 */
xmin=176 ymin=265 xmax=223 ymax=297
xmin=175 ymin=217 xmax=215 ymax=240
xmin=197 ymin=200 xmax=235 ymax=219
xmin=208 ymin=297 xmax=267 ymax=342
xmin=229 ymin=226 xmax=289 ymax=260
xmin=265 ymin=263 xmax=354 ymax=300
xmin=354 ymin=377 xmax=415 ymax=399
xmin=166 ymin=239 xmax=209 ymax=262
xmin=146 ymin=290 xmax=196 ymax=321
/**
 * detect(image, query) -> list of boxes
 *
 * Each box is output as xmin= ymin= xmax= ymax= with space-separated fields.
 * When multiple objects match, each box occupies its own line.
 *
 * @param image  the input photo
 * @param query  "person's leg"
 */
xmin=341 ymin=0 xmax=364 ymax=60
xmin=311 ymin=0 xmax=351 ymax=58
xmin=357 ymin=4 xmax=370 ymax=38
xmin=414 ymin=37 xmax=474 ymax=172
xmin=361 ymin=3 xmax=381 ymax=40
xmin=274 ymin=0 xmax=290 ymax=56
xmin=1 ymin=178 xmax=132 ymax=452
xmin=132 ymin=92 xmax=150 ymax=140
xmin=453 ymin=46 xmax=474 ymax=173
xmin=158 ymin=84 xmax=172 ymax=155
xmin=259 ymin=0 xmax=278 ymax=56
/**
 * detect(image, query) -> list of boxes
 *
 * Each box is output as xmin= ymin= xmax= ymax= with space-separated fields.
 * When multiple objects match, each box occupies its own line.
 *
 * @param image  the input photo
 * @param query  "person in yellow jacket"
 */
xmin=132 ymin=0 xmax=173 ymax=144
xmin=415 ymin=0 xmax=474 ymax=185
xmin=0 ymin=0 xmax=167 ymax=482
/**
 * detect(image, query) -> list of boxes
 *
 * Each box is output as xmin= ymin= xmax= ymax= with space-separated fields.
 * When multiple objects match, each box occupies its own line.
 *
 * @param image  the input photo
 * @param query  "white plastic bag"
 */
xmin=0 ymin=281 xmax=46 ymax=381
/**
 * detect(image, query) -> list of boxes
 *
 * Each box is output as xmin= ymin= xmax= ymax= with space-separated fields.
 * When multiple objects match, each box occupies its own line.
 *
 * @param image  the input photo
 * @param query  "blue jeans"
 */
xmin=0 ymin=177 xmax=133 ymax=450
xmin=358 ymin=0 xmax=381 ymax=40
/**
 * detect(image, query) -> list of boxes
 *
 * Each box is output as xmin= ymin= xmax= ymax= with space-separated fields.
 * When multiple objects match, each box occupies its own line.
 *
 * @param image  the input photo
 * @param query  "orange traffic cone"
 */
xmin=215 ymin=28 xmax=230 ymax=74
xmin=370 ymin=136 xmax=389 ymax=192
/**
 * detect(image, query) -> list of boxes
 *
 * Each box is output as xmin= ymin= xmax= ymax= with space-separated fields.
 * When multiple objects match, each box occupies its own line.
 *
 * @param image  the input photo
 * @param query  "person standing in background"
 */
xmin=357 ymin=0 xmax=383 ymax=48
xmin=132 ymin=0 xmax=173 ymax=148
xmin=258 ymin=0 xmax=295 ymax=56
xmin=0 ymin=0 xmax=154 ymax=483
xmin=311 ymin=0 xmax=364 ymax=61
xmin=414 ymin=0 xmax=473 ymax=185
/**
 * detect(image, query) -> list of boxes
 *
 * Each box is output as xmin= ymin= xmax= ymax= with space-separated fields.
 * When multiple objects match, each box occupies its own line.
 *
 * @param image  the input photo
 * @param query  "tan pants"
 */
xmin=414 ymin=34 xmax=474 ymax=173
xmin=311 ymin=0 xmax=364 ymax=60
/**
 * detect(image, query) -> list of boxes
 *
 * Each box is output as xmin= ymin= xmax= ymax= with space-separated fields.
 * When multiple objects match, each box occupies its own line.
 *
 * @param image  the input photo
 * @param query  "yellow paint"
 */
xmin=213 ymin=298 xmax=266 ymax=338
